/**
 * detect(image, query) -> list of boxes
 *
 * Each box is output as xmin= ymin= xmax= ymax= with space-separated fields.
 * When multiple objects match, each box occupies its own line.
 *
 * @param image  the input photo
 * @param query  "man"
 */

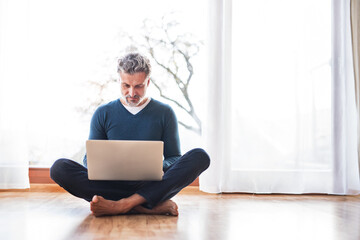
xmin=50 ymin=53 xmax=210 ymax=217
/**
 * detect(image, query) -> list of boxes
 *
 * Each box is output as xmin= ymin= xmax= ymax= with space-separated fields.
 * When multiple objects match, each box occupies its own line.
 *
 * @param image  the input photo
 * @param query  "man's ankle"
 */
xmin=122 ymin=194 xmax=147 ymax=210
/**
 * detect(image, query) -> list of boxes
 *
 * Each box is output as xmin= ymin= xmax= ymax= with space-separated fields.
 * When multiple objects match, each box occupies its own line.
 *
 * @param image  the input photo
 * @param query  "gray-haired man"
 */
xmin=50 ymin=53 xmax=210 ymax=216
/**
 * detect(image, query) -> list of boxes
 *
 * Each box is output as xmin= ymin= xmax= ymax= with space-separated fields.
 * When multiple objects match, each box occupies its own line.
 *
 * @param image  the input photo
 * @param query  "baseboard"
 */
xmin=29 ymin=168 xmax=55 ymax=184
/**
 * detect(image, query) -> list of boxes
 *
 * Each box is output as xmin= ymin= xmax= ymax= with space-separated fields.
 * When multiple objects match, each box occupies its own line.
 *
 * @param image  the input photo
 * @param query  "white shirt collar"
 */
xmin=120 ymin=97 xmax=151 ymax=115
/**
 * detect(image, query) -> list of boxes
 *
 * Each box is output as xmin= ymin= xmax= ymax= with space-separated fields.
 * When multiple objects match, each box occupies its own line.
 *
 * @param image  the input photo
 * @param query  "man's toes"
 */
xmin=90 ymin=203 xmax=96 ymax=212
xmin=168 ymin=209 xmax=178 ymax=216
xmin=171 ymin=205 xmax=179 ymax=215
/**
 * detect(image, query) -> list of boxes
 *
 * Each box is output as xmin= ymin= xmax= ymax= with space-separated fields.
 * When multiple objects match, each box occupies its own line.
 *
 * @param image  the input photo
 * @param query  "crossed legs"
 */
xmin=50 ymin=148 xmax=210 ymax=217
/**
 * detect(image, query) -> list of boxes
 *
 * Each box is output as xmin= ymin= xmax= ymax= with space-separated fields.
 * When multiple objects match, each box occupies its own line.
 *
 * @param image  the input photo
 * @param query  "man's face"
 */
xmin=120 ymin=72 xmax=150 ymax=107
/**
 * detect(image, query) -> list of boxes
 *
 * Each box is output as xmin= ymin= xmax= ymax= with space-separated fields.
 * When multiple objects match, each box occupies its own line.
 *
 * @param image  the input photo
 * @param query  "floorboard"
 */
xmin=1 ymin=185 xmax=360 ymax=240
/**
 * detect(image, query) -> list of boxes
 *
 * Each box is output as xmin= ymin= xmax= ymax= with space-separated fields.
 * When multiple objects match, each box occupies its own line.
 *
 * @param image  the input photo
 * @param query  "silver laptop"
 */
xmin=86 ymin=140 xmax=164 ymax=181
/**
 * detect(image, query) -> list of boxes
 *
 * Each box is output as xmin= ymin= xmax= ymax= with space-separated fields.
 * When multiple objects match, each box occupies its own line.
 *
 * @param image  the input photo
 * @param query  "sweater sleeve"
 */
xmin=89 ymin=107 xmax=108 ymax=140
xmin=162 ymin=107 xmax=181 ymax=171
xmin=83 ymin=106 xmax=108 ymax=166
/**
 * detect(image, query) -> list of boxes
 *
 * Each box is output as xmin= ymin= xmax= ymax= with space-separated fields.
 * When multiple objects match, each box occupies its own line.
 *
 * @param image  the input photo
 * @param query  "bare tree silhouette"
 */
xmin=78 ymin=13 xmax=203 ymax=135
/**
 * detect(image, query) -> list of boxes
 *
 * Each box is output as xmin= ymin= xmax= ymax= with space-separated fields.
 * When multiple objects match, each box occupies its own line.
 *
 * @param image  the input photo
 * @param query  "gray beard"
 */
xmin=123 ymin=95 xmax=145 ymax=107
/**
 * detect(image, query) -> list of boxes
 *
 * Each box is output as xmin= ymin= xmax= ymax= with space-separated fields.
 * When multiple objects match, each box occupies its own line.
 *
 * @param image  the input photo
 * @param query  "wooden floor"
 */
xmin=1 ymin=185 xmax=360 ymax=240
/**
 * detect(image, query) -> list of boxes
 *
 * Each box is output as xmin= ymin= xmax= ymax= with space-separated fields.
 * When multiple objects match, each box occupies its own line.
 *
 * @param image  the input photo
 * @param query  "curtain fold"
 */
xmin=332 ymin=0 xmax=360 ymax=194
xmin=200 ymin=0 xmax=231 ymax=193
xmin=351 ymin=0 xmax=360 ymax=168
xmin=0 ymin=0 xmax=30 ymax=189
xmin=200 ymin=0 xmax=360 ymax=194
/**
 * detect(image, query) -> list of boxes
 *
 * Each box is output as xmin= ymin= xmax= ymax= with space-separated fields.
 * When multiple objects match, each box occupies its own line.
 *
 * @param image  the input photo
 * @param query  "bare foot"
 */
xmin=90 ymin=195 xmax=132 ymax=217
xmin=133 ymin=200 xmax=179 ymax=216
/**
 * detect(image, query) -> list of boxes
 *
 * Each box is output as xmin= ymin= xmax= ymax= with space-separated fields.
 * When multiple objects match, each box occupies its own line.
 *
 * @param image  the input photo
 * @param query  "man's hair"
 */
xmin=117 ymin=53 xmax=152 ymax=79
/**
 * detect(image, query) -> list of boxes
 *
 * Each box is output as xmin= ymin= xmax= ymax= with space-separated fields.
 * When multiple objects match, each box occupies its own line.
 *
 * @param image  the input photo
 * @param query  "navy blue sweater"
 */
xmin=83 ymin=98 xmax=181 ymax=171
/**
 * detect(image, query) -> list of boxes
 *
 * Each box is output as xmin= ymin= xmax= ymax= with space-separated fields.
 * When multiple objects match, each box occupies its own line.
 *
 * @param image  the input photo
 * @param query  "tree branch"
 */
xmin=150 ymin=78 xmax=190 ymax=113
xmin=145 ymin=36 xmax=186 ymax=88
xmin=144 ymin=18 xmax=202 ymax=134
xmin=178 ymin=120 xmax=201 ymax=135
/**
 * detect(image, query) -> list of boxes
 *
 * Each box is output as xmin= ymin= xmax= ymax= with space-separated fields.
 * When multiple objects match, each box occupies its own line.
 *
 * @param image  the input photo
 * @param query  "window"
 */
xmin=22 ymin=0 xmax=207 ymax=166
xmin=231 ymin=0 xmax=331 ymax=171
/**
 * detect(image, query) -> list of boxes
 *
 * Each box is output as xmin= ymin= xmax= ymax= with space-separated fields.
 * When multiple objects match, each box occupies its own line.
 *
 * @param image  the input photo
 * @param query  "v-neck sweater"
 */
xmin=83 ymin=98 xmax=181 ymax=171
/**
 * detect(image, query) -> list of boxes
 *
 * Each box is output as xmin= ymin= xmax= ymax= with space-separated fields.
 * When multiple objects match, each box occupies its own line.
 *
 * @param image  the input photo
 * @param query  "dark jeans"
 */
xmin=50 ymin=148 xmax=210 ymax=209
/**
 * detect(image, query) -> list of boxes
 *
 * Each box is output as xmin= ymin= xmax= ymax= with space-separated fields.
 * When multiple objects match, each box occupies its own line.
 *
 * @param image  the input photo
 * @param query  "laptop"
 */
xmin=86 ymin=140 xmax=164 ymax=181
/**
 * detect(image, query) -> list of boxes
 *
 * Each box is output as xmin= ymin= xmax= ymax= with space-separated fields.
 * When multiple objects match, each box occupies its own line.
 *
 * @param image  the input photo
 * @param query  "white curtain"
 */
xmin=332 ymin=0 xmax=360 ymax=194
xmin=201 ymin=0 xmax=360 ymax=194
xmin=0 ymin=0 xmax=30 ymax=189
xmin=351 ymin=0 xmax=360 ymax=167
